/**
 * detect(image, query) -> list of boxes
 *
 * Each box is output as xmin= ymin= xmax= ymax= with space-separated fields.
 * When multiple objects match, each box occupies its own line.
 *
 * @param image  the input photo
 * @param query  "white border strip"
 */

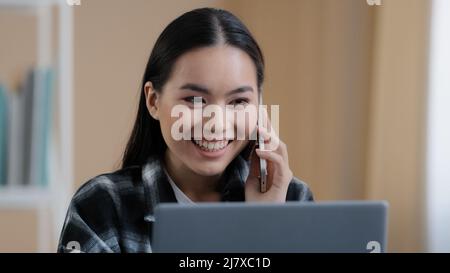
xmin=426 ymin=0 xmax=450 ymax=253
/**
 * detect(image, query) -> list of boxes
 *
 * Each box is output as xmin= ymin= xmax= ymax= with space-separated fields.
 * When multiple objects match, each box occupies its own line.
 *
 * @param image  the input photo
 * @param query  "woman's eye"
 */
xmin=184 ymin=96 xmax=206 ymax=105
xmin=229 ymin=98 xmax=249 ymax=105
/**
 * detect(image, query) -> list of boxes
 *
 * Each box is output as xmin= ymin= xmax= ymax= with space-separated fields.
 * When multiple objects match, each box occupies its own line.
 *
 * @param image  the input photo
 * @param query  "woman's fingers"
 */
xmin=258 ymin=126 xmax=278 ymax=147
xmin=255 ymin=148 xmax=292 ymax=190
xmin=257 ymin=126 xmax=288 ymax=162
xmin=255 ymin=148 xmax=287 ymax=175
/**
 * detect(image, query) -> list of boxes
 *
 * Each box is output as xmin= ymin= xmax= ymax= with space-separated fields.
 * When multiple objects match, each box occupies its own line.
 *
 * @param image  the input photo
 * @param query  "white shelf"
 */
xmin=0 ymin=0 xmax=57 ymax=8
xmin=0 ymin=186 xmax=50 ymax=208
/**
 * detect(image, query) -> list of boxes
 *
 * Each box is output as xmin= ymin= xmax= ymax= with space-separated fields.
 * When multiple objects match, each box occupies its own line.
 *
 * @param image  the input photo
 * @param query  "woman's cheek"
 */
xmin=235 ymin=112 xmax=257 ymax=141
xmin=157 ymin=107 xmax=182 ymax=147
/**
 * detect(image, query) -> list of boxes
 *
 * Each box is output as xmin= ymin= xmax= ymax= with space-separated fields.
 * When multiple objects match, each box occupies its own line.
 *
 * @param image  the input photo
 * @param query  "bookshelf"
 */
xmin=0 ymin=0 xmax=74 ymax=252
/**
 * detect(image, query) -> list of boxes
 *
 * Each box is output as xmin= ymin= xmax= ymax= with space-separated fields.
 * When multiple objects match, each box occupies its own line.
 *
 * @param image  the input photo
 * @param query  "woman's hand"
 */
xmin=245 ymin=110 xmax=293 ymax=203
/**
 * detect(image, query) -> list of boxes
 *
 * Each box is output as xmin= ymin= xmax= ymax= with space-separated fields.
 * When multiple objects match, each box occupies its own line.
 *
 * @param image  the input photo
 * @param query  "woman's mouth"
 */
xmin=190 ymin=138 xmax=234 ymax=159
xmin=191 ymin=139 xmax=231 ymax=152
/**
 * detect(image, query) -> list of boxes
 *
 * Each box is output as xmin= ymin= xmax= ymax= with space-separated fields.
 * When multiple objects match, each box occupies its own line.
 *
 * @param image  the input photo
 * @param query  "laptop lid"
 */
xmin=152 ymin=201 xmax=388 ymax=253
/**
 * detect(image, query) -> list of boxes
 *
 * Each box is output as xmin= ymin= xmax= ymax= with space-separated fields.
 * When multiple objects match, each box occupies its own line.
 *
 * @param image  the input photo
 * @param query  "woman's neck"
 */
xmin=163 ymin=150 xmax=222 ymax=202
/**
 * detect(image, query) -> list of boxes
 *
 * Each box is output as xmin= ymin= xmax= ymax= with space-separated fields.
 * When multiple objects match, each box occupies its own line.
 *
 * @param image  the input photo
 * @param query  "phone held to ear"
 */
xmin=242 ymin=134 xmax=268 ymax=193
xmin=257 ymin=126 xmax=268 ymax=193
xmin=240 ymin=93 xmax=268 ymax=193
xmin=257 ymin=92 xmax=268 ymax=192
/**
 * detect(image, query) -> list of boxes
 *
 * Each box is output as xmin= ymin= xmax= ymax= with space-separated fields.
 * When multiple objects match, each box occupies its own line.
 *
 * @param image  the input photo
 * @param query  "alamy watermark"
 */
xmin=66 ymin=0 xmax=81 ymax=6
xmin=366 ymin=0 xmax=382 ymax=6
xmin=366 ymin=241 xmax=381 ymax=253
xmin=170 ymin=99 xmax=280 ymax=150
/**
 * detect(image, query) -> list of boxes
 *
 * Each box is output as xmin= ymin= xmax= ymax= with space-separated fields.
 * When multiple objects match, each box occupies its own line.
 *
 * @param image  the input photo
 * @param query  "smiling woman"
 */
xmin=57 ymin=7 xmax=313 ymax=253
xmin=142 ymin=45 xmax=259 ymax=180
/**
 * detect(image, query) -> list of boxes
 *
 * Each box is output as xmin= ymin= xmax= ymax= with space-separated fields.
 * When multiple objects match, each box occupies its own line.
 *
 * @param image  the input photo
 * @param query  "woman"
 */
xmin=58 ymin=7 xmax=313 ymax=253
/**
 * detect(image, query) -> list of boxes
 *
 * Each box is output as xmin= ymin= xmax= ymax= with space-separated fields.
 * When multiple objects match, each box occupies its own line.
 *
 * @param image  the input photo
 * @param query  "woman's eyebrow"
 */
xmin=229 ymin=86 xmax=254 ymax=95
xmin=179 ymin=83 xmax=254 ymax=95
xmin=180 ymin=83 xmax=210 ymax=94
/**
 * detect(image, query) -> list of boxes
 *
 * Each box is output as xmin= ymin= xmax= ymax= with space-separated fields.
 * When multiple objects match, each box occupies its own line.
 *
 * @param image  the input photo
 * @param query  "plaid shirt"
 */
xmin=57 ymin=154 xmax=314 ymax=253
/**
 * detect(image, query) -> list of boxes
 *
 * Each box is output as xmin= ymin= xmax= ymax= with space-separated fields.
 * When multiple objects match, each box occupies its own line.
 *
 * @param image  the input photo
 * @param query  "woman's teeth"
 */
xmin=192 ymin=139 xmax=230 ymax=152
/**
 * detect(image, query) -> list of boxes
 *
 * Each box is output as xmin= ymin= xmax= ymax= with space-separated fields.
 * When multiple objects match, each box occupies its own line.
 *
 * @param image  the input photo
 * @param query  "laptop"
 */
xmin=152 ymin=201 xmax=388 ymax=253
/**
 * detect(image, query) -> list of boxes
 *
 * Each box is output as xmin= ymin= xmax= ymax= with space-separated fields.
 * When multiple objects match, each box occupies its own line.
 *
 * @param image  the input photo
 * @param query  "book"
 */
xmin=22 ymin=70 xmax=35 ymax=185
xmin=38 ymin=68 xmax=54 ymax=187
xmin=3 ymin=67 xmax=54 ymax=188
xmin=6 ymin=82 xmax=26 ymax=187
xmin=0 ymin=84 xmax=7 ymax=186
xmin=29 ymin=68 xmax=54 ymax=187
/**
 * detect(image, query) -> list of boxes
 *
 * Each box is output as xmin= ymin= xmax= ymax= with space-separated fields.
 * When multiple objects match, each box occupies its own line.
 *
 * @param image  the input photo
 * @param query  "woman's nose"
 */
xmin=201 ymin=105 xmax=234 ymax=139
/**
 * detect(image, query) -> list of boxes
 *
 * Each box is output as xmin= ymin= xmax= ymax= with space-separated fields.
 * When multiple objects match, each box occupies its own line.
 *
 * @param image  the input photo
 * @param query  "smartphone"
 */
xmin=257 ymin=126 xmax=268 ymax=193
xmin=240 ymin=93 xmax=268 ymax=193
xmin=241 ymin=129 xmax=268 ymax=193
xmin=257 ymin=93 xmax=268 ymax=193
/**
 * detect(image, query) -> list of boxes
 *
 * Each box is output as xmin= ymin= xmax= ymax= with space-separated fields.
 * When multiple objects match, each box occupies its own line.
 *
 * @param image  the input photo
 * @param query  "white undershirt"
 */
xmin=163 ymin=166 xmax=195 ymax=204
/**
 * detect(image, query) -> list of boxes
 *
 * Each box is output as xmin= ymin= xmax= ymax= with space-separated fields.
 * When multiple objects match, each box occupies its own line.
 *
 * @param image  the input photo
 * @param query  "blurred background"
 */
xmin=0 ymin=0 xmax=449 ymax=252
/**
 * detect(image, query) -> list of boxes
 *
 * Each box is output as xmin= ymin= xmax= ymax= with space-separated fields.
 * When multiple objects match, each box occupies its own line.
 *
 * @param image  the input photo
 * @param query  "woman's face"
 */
xmin=147 ymin=45 xmax=259 ymax=176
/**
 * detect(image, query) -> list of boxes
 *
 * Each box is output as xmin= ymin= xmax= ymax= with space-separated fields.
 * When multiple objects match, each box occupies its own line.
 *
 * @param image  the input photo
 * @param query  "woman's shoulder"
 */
xmin=59 ymin=165 xmax=149 ymax=253
xmin=71 ymin=165 xmax=144 ymax=205
xmin=286 ymin=176 xmax=314 ymax=202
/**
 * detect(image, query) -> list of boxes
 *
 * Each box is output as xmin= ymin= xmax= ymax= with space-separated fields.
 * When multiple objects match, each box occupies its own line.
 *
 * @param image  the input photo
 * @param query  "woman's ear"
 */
xmin=144 ymin=81 xmax=160 ymax=120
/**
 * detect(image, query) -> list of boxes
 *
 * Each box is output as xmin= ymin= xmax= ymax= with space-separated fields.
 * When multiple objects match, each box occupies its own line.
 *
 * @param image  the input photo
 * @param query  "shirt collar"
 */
xmin=163 ymin=165 xmax=196 ymax=204
xmin=142 ymin=154 xmax=250 ymax=222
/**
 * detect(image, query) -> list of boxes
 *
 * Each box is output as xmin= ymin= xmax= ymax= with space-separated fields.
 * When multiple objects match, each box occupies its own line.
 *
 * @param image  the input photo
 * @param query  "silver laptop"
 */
xmin=152 ymin=201 xmax=388 ymax=253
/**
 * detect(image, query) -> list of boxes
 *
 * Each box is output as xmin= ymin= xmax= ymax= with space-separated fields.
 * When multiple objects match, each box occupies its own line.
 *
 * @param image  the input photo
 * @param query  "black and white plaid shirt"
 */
xmin=57 ymin=154 xmax=314 ymax=253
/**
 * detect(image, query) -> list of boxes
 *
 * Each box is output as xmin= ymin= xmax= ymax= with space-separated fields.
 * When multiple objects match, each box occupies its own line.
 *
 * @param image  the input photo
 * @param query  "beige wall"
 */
xmin=0 ymin=10 xmax=37 ymax=95
xmin=366 ymin=0 xmax=430 ymax=252
xmin=0 ymin=210 xmax=37 ymax=252
xmin=1 ymin=0 xmax=430 ymax=252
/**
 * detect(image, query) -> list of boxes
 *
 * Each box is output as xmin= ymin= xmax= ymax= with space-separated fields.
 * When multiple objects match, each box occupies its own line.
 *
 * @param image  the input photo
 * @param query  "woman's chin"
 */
xmin=189 ymin=163 xmax=226 ymax=177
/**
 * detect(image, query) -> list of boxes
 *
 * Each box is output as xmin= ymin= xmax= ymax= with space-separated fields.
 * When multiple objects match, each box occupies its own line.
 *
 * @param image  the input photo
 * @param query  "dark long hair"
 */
xmin=121 ymin=8 xmax=265 ymax=168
